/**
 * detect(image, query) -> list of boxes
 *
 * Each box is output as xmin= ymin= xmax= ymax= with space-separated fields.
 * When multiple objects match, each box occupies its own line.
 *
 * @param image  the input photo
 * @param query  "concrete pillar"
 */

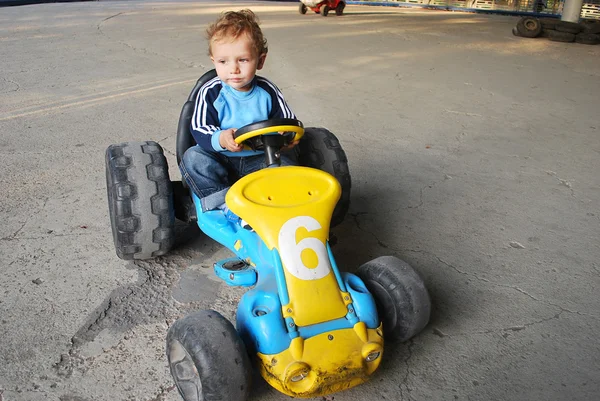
xmin=561 ymin=0 xmax=584 ymax=22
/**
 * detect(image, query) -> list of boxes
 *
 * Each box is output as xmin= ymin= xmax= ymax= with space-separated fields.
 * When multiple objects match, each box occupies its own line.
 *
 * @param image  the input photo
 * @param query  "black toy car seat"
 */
xmin=176 ymin=69 xmax=218 ymax=165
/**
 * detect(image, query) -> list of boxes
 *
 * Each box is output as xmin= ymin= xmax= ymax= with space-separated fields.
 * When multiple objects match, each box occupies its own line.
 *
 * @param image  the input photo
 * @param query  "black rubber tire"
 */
xmin=105 ymin=141 xmax=175 ymax=260
xmin=299 ymin=3 xmax=307 ymax=14
xmin=357 ymin=256 xmax=431 ymax=342
xmin=296 ymin=127 xmax=351 ymax=228
xmin=548 ymin=29 xmax=576 ymax=42
xmin=512 ymin=27 xmax=522 ymax=37
xmin=321 ymin=5 xmax=329 ymax=16
xmin=166 ymin=310 xmax=252 ymax=401
xmin=575 ymin=32 xmax=600 ymax=45
xmin=335 ymin=2 xmax=345 ymax=16
xmin=539 ymin=17 xmax=560 ymax=30
xmin=555 ymin=21 xmax=583 ymax=34
xmin=539 ymin=28 xmax=553 ymax=38
xmin=516 ymin=17 xmax=542 ymax=38
xmin=581 ymin=21 xmax=600 ymax=34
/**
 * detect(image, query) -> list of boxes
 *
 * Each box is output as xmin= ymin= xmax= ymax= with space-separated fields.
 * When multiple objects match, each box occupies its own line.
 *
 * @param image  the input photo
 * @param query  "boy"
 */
xmin=180 ymin=10 xmax=298 ymax=212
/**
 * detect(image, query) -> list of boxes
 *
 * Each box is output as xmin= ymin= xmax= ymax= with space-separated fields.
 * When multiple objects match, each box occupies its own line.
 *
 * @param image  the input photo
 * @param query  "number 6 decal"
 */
xmin=278 ymin=216 xmax=330 ymax=281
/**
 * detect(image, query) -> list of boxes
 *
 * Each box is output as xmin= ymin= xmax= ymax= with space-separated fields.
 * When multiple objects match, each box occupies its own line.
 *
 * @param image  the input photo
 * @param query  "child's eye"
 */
xmin=218 ymin=60 xmax=226 ymax=64
xmin=240 ymin=59 xmax=248 ymax=63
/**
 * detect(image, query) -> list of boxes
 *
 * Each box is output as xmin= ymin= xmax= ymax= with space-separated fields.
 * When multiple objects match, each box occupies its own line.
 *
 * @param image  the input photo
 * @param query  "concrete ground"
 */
xmin=1 ymin=1 xmax=599 ymax=400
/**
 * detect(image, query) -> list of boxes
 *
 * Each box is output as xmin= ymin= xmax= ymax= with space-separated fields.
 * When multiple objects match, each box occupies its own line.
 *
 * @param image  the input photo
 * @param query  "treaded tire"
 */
xmin=321 ymin=5 xmax=329 ymax=16
xmin=297 ymin=127 xmax=351 ymax=228
xmin=516 ymin=17 xmax=542 ymax=38
xmin=575 ymin=32 xmax=600 ymax=45
xmin=336 ymin=2 xmax=345 ymax=16
xmin=166 ymin=310 xmax=252 ymax=401
xmin=581 ymin=21 xmax=600 ymax=34
xmin=105 ymin=141 xmax=175 ymax=260
xmin=539 ymin=17 xmax=560 ymax=30
xmin=548 ymin=29 xmax=576 ymax=42
xmin=299 ymin=3 xmax=307 ymax=14
xmin=555 ymin=21 xmax=583 ymax=34
xmin=512 ymin=27 xmax=522 ymax=37
xmin=357 ymin=256 xmax=431 ymax=342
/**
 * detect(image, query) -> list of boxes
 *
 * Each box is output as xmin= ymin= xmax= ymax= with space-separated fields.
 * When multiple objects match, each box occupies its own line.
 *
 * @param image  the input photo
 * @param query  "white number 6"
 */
xmin=278 ymin=216 xmax=330 ymax=281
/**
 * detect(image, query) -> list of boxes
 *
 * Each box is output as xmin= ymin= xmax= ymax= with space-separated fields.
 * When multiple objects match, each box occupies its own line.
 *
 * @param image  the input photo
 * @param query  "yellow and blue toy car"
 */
xmin=105 ymin=70 xmax=431 ymax=401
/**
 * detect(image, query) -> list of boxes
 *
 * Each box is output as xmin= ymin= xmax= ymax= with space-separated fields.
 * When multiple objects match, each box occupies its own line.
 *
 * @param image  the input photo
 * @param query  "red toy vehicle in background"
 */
xmin=299 ymin=0 xmax=346 ymax=16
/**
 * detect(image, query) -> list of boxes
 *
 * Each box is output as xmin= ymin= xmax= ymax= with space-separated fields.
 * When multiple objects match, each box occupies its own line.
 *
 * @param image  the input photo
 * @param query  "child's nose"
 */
xmin=231 ymin=63 xmax=240 ymax=74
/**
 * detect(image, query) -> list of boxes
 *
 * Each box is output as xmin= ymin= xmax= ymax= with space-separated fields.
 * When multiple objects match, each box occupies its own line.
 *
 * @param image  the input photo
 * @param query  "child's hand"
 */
xmin=279 ymin=131 xmax=300 ymax=151
xmin=219 ymin=128 xmax=242 ymax=152
xmin=282 ymin=140 xmax=300 ymax=151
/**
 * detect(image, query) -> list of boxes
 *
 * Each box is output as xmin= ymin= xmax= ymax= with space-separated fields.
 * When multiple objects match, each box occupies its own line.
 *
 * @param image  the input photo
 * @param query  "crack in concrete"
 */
xmin=349 ymin=211 xmax=393 ymax=250
xmin=0 ymin=77 xmax=20 ymax=93
xmin=446 ymin=311 xmax=565 ymax=338
xmin=0 ymin=149 xmax=99 ymax=156
xmin=545 ymin=170 xmax=576 ymax=197
xmin=444 ymin=109 xmax=484 ymax=118
xmin=349 ymin=211 xmax=369 ymax=232
xmin=407 ymin=181 xmax=435 ymax=209
xmin=97 ymin=12 xmax=196 ymax=68
xmin=399 ymin=339 xmax=415 ymax=401
xmin=398 ymin=180 xmax=440 ymax=210
xmin=1 ymin=232 xmax=96 ymax=241
xmin=155 ymin=136 xmax=176 ymax=158
xmin=347 ymin=213 xmax=600 ymax=324
xmin=3 ymin=198 xmax=49 ymax=240
xmin=146 ymin=384 xmax=176 ymax=401
xmin=432 ymin=253 xmax=599 ymax=320
xmin=4 ymin=220 xmax=27 ymax=240
xmin=101 ymin=12 xmax=124 ymax=23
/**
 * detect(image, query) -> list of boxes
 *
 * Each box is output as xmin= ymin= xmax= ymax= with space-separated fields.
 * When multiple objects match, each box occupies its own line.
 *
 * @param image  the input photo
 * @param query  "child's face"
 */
xmin=210 ymin=33 xmax=266 ymax=92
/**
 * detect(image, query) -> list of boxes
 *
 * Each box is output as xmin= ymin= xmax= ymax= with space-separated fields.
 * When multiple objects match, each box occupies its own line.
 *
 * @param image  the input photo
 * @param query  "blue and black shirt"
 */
xmin=191 ymin=75 xmax=296 ymax=156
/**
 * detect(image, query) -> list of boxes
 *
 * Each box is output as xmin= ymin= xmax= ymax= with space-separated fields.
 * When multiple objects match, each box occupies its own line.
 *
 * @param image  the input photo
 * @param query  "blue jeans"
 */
xmin=180 ymin=145 xmax=296 ymax=211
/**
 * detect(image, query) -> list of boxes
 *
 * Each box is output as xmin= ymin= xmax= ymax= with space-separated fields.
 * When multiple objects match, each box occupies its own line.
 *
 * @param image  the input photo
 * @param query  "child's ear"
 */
xmin=257 ymin=53 xmax=267 ymax=70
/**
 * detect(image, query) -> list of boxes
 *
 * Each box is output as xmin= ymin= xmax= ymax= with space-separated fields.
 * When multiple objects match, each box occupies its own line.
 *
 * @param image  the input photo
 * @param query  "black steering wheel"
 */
xmin=233 ymin=118 xmax=304 ymax=166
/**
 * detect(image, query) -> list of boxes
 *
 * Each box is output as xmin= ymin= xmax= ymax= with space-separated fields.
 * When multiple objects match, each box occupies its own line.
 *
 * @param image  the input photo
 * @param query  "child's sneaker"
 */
xmin=240 ymin=219 xmax=253 ymax=231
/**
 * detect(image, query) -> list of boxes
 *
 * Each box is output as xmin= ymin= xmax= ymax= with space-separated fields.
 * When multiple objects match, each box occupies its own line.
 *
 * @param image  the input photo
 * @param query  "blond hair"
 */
xmin=206 ymin=9 xmax=268 ymax=56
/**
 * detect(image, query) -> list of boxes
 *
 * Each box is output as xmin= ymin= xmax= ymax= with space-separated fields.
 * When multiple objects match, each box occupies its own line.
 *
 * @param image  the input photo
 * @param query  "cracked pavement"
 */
xmin=1 ymin=1 xmax=599 ymax=400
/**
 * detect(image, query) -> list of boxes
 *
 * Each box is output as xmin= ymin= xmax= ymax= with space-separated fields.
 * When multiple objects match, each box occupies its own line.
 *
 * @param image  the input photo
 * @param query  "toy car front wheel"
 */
xmin=321 ymin=5 xmax=330 ymax=16
xmin=166 ymin=310 xmax=252 ymax=401
xmin=357 ymin=256 xmax=431 ymax=342
xmin=297 ymin=127 xmax=351 ymax=228
xmin=299 ymin=3 xmax=307 ymax=14
xmin=336 ymin=1 xmax=345 ymax=15
xmin=105 ymin=141 xmax=175 ymax=260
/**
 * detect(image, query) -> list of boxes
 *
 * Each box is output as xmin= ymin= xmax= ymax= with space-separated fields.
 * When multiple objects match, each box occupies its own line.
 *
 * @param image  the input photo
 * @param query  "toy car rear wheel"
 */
xmin=296 ymin=127 xmax=351 ymax=228
xmin=299 ymin=3 xmax=307 ymax=14
xmin=336 ymin=1 xmax=345 ymax=16
xmin=321 ymin=5 xmax=329 ymax=16
xmin=166 ymin=310 xmax=252 ymax=401
xmin=357 ymin=256 xmax=431 ymax=342
xmin=105 ymin=141 xmax=175 ymax=260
